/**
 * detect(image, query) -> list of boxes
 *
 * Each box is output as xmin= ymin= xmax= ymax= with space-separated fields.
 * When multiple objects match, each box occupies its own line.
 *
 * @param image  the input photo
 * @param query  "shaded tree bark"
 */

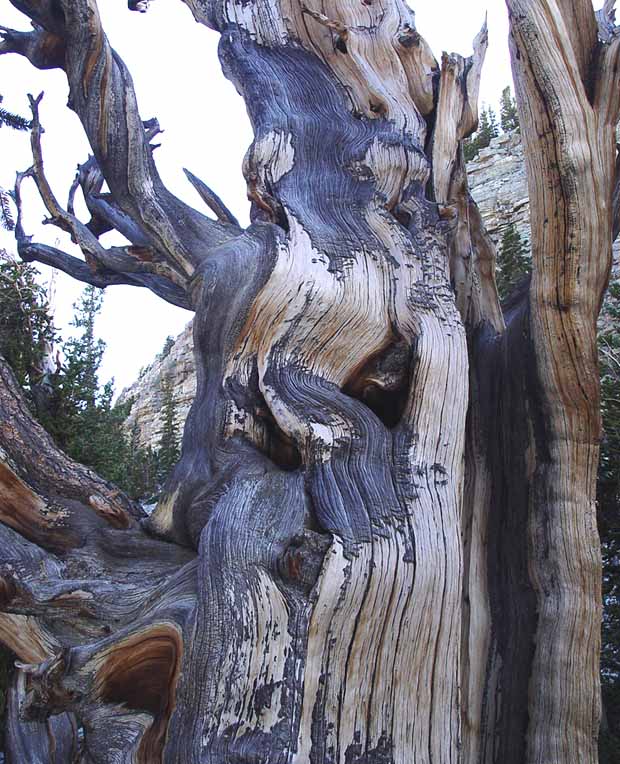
xmin=0 ymin=1 xmax=617 ymax=761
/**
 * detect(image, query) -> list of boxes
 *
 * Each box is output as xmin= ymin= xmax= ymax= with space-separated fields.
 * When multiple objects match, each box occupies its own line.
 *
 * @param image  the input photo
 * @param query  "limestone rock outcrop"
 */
xmin=117 ymin=322 xmax=196 ymax=449
xmin=468 ymin=131 xmax=530 ymax=246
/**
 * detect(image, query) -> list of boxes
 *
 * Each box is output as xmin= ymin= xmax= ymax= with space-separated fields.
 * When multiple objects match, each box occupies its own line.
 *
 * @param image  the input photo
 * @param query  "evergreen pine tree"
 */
xmin=488 ymin=107 xmax=500 ymax=140
xmin=52 ymin=286 xmax=108 ymax=460
xmin=157 ymin=373 xmax=180 ymax=484
xmin=500 ymin=86 xmax=520 ymax=132
xmin=0 ymin=261 xmax=161 ymax=502
xmin=463 ymin=106 xmax=500 ymax=162
xmin=160 ymin=335 xmax=175 ymax=360
xmin=0 ymin=251 xmax=57 ymax=390
xmin=477 ymin=106 xmax=499 ymax=150
xmin=496 ymin=223 xmax=531 ymax=300
xmin=0 ymin=95 xmax=31 ymax=131
xmin=477 ymin=108 xmax=490 ymax=141
xmin=46 ymin=286 xmax=147 ymax=492
xmin=124 ymin=420 xmax=159 ymax=500
xmin=463 ymin=135 xmax=478 ymax=163
xmin=0 ymin=95 xmax=31 ymax=230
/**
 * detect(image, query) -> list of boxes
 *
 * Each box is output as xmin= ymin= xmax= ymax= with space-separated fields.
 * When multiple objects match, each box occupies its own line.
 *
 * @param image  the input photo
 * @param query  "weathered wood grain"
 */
xmin=0 ymin=0 xmax=614 ymax=761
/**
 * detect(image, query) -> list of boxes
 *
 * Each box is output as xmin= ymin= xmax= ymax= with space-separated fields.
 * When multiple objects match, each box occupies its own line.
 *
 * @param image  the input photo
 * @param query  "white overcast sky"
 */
xmin=0 ymin=1 xmax=511 ymax=395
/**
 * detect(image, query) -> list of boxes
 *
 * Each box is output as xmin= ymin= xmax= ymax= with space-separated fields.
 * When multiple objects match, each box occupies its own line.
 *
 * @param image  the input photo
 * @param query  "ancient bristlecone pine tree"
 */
xmin=0 ymin=0 xmax=618 ymax=762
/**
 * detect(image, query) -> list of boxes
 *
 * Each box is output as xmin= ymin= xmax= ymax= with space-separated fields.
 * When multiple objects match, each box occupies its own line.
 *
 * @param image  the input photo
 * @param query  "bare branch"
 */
xmin=0 ymin=23 xmax=64 ymax=69
xmin=14 ymin=187 xmax=192 ymax=309
xmin=431 ymin=19 xmax=488 ymax=204
xmin=594 ymin=3 xmax=620 ymax=126
xmin=12 ymin=99 xmax=194 ymax=309
xmin=18 ymin=240 xmax=193 ymax=309
xmin=3 ymin=0 xmax=243 ymax=280
xmin=68 ymin=155 xmax=152 ymax=246
xmin=0 ymin=357 xmax=140 ymax=553
xmin=183 ymin=168 xmax=240 ymax=227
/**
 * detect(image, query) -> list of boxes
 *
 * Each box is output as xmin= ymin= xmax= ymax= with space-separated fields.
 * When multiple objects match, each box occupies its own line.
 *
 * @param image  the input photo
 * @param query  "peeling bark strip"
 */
xmin=0 ymin=0 xmax=615 ymax=762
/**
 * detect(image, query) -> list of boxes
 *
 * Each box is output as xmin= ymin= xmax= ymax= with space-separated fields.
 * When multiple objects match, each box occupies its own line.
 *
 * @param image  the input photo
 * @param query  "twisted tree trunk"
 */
xmin=0 ymin=1 xmax=618 ymax=762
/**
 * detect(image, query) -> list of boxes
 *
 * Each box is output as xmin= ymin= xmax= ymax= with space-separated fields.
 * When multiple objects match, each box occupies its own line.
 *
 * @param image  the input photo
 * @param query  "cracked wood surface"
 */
xmin=0 ymin=0 xmax=615 ymax=762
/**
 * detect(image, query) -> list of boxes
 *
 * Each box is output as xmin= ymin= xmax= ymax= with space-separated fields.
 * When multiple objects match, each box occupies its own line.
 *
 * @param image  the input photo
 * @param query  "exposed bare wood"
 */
xmin=613 ymin=144 xmax=620 ymax=239
xmin=12 ymin=104 xmax=194 ymax=309
xmin=183 ymin=168 xmax=241 ymax=228
xmin=432 ymin=20 xmax=488 ymax=204
xmin=594 ymin=2 xmax=620 ymax=128
xmin=0 ymin=356 xmax=141 ymax=551
xmin=479 ymin=1 xmax=615 ymax=761
xmin=557 ymin=0 xmax=599 ymax=89
xmin=5 ymin=669 xmax=78 ymax=763
xmin=0 ymin=0 xmax=612 ymax=761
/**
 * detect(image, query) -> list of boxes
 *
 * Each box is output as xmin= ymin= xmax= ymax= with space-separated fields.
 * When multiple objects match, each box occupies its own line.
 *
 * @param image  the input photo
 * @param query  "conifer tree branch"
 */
xmin=0 ymin=95 xmax=31 ymax=130
xmin=0 ymin=188 xmax=14 ymax=231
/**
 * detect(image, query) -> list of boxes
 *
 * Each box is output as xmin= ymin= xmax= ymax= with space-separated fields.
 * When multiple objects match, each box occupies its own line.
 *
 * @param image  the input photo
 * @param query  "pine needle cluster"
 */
xmin=463 ymin=86 xmax=520 ymax=162
xmin=0 ymin=95 xmax=31 ymax=231
xmin=496 ymin=223 xmax=531 ymax=301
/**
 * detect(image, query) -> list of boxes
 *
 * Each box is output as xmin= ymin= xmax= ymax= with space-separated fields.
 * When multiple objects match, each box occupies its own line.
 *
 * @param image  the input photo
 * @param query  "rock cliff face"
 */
xmin=117 ymin=322 xmax=196 ymax=449
xmin=118 ymin=130 xmax=618 ymax=448
xmin=468 ymin=131 xmax=530 ymax=245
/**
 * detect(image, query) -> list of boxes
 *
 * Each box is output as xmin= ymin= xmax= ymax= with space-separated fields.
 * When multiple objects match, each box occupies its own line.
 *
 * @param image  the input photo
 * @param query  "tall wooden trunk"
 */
xmin=0 ymin=1 xmax=617 ymax=761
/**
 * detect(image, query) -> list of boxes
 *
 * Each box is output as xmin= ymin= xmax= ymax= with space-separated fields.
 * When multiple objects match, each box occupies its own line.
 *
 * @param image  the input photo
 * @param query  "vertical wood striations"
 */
xmin=162 ymin=3 xmax=475 ymax=760
xmin=0 ymin=0 xmax=615 ymax=762
xmin=475 ymin=2 xmax=619 ymax=761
